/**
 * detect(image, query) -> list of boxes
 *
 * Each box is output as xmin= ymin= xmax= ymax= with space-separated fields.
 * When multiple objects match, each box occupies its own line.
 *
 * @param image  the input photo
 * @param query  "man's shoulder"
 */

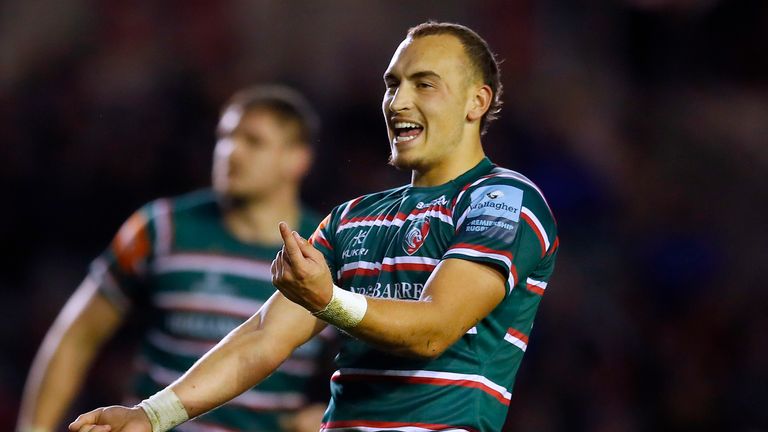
xmin=452 ymin=164 xmax=556 ymax=237
xmin=458 ymin=165 xmax=550 ymax=208
xmin=167 ymin=189 xmax=218 ymax=212
xmin=126 ymin=190 xmax=218 ymax=232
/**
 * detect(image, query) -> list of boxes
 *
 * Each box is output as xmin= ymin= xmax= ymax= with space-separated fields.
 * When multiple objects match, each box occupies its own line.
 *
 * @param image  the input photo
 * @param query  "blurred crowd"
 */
xmin=1 ymin=0 xmax=766 ymax=431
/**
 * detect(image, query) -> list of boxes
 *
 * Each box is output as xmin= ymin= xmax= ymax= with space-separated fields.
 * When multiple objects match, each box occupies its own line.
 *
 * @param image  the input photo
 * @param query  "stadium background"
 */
xmin=1 ymin=0 xmax=766 ymax=430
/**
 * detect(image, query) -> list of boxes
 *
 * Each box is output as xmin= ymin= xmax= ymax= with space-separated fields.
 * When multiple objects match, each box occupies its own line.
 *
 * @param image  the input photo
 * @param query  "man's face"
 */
xmin=382 ymin=34 xmax=476 ymax=171
xmin=212 ymin=107 xmax=308 ymax=200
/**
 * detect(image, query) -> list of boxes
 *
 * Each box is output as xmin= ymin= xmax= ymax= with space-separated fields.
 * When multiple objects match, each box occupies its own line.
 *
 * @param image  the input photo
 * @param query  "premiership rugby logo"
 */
xmin=403 ymin=218 xmax=430 ymax=255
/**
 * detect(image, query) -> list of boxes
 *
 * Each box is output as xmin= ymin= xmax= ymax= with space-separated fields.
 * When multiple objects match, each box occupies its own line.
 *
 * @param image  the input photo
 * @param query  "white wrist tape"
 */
xmin=312 ymin=285 xmax=368 ymax=329
xmin=137 ymin=388 xmax=189 ymax=432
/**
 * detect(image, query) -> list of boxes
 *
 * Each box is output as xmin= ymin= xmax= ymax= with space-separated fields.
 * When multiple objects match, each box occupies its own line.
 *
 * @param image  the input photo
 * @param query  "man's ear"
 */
xmin=467 ymin=84 xmax=493 ymax=123
xmin=286 ymin=145 xmax=313 ymax=180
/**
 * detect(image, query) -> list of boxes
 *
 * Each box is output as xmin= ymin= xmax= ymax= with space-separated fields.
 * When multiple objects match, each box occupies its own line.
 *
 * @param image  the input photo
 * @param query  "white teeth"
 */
xmin=393 ymin=121 xmax=421 ymax=129
xmin=395 ymin=135 xmax=418 ymax=143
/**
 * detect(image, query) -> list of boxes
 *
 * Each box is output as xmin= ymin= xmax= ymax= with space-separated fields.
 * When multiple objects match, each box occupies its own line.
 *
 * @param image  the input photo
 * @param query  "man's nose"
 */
xmin=388 ymin=86 xmax=413 ymax=113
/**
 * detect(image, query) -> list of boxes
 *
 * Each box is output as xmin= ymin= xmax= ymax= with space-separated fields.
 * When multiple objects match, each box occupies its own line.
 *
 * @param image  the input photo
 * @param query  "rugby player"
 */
xmin=19 ymin=85 xmax=333 ymax=432
xmin=70 ymin=21 xmax=559 ymax=432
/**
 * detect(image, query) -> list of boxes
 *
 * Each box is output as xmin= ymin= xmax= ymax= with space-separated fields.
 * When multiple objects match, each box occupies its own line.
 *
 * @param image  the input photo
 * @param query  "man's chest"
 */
xmin=333 ymin=194 xmax=456 ymax=296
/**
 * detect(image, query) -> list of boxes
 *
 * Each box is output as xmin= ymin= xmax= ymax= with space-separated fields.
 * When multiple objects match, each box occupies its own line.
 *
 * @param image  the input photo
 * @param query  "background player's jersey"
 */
xmin=88 ymin=190 xmax=332 ymax=432
xmin=310 ymin=158 xmax=559 ymax=432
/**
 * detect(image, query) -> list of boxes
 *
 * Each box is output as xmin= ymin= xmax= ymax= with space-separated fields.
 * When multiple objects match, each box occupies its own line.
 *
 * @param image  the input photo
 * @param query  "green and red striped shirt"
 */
xmin=89 ymin=190 xmax=333 ymax=432
xmin=310 ymin=158 xmax=559 ymax=431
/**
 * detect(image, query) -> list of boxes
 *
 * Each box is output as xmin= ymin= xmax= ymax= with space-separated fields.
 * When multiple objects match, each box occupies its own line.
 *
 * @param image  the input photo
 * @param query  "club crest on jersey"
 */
xmin=403 ymin=217 xmax=431 ymax=255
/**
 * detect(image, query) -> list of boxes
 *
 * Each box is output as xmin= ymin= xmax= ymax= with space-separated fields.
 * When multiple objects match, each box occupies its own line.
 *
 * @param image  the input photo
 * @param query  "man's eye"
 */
xmin=417 ymin=82 xmax=432 ymax=89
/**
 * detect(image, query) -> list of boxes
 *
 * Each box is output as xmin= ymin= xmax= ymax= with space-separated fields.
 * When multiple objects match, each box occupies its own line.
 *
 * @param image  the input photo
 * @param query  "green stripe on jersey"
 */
xmin=90 ymin=190 xmax=329 ymax=431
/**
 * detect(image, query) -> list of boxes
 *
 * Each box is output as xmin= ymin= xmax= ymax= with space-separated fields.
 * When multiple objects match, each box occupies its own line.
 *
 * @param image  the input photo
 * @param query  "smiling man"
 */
xmin=69 ymin=22 xmax=559 ymax=432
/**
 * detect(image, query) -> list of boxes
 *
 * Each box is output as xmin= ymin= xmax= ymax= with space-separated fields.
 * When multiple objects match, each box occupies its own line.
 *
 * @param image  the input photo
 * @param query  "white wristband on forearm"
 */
xmin=137 ymin=387 xmax=189 ymax=432
xmin=312 ymin=285 xmax=368 ymax=329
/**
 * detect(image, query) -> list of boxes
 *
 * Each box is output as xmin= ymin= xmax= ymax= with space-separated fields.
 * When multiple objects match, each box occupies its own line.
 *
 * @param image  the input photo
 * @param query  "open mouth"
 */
xmin=393 ymin=121 xmax=424 ymax=143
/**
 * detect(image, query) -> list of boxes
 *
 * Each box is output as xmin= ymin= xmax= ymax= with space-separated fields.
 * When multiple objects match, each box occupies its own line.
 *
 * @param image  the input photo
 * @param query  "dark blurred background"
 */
xmin=2 ymin=0 xmax=767 ymax=431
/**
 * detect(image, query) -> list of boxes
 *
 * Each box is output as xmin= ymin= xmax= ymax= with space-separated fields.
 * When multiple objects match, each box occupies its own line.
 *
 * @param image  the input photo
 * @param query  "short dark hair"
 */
xmin=407 ymin=21 xmax=503 ymax=135
xmin=222 ymin=85 xmax=320 ymax=145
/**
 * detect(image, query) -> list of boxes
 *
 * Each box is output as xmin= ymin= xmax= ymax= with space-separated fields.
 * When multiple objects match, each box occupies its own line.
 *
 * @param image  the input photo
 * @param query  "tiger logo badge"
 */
xmin=403 ymin=217 xmax=431 ymax=255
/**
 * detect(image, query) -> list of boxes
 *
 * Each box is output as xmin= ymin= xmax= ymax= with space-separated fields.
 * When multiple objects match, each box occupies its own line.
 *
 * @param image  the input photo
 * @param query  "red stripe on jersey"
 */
xmin=526 ymin=283 xmax=544 ymax=296
xmin=349 ymin=196 xmax=364 ymax=210
xmin=331 ymin=373 xmax=510 ymax=406
xmin=449 ymin=243 xmax=513 ymax=262
xmin=411 ymin=205 xmax=452 ymax=218
xmin=507 ymin=328 xmax=529 ymax=344
xmin=341 ymin=268 xmax=379 ymax=279
xmin=341 ymin=205 xmax=452 ymax=226
xmin=451 ymin=181 xmax=477 ymax=208
xmin=322 ymin=420 xmax=478 ymax=432
xmin=112 ymin=211 xmax=152 ymax=275
xmin=342 ymin=212 xmax=398 ymax=225
xmin=549 ymin=236 xmax=560 ymax=255
xmin=520 ymin=211 xmax=546 ymax=257
xmin=340 ymin=263 xmax=436 ymax=280
xmin=310 ymin=233 xmax=333 ymax=251
xmin=382 ymin=262 xmax=437 ymax=272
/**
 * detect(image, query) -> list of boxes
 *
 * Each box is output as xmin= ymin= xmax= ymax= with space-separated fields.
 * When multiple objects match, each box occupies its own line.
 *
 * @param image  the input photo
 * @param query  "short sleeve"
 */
xmin=88 ymin=203 xmax=158 ymax=311
xmin=443 ymin=179 xmax=558 ymax=295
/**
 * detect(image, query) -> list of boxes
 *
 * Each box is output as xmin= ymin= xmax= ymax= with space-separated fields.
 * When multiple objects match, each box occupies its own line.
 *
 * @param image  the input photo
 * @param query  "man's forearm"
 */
xmin=66 ymin=293 xmax=323 ymax=432
xmin=18 ymin=329 xmax=102 ymax=431
xmin=344 ymin=297 xmax=449 ymax=358
xmin=167 ymin=316 xmax=291 ymax=417
xmin=311 ymin=260 xmax=506 ymax=359
xmin=18 ymin=284 xmax=122 ymax=432
xmin=163 ymin=293 xmax=323 ymax=419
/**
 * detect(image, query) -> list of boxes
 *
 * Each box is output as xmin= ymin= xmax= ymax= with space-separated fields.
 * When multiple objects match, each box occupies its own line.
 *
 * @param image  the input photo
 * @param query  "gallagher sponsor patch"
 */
xmin=467 ymin=185 xmax=523 ymax=220
xmin=463 ymin=185 xmax=523 ymax=242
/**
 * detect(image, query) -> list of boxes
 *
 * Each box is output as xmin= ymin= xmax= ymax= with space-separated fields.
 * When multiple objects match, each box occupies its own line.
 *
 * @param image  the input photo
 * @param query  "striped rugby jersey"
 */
xmin=310 ymin=158 xmax=559 ymax=431
xmin=88 ymin=190 xmax=333 ymax=432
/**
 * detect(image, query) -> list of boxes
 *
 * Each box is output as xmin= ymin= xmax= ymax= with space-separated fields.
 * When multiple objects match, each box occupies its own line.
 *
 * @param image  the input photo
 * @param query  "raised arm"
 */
xmin=273 ymin=223 xmax=506 ymax=359
xmin=17 ymin=277 xmax=124 ymax=432
xmin=68 ymin=292 xmax=326 ymax=432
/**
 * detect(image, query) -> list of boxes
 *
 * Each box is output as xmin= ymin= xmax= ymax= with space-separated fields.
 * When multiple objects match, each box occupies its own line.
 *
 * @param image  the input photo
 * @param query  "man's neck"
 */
xmin=411 ymin=139 xmax=486 ymax=187
xmin=220 ymin=189 xmax=301 ymax=245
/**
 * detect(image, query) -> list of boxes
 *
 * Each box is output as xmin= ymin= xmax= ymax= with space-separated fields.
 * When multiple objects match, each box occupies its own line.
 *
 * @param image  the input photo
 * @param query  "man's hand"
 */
xmin=271 ymin=222 xmax=334 ymax=313
xmin=68 ymin=405 xmax=150 ymax=432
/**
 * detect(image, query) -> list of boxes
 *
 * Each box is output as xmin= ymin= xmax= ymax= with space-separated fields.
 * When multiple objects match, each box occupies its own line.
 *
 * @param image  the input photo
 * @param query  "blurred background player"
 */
xmin=17 ymin=85 xmax=333 ymax=432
